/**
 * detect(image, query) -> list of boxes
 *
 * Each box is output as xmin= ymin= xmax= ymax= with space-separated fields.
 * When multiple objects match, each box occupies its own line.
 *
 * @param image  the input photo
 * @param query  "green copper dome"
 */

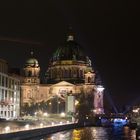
xmin=25 ymin=51 xmax=39 ymax=67
xmin=25 ymin=58 xmax=39 ymax=67
xmin=52 ymin=35 xmax=89 ymax=63
xmin=46 ymin=34 xmax=93 ymax=84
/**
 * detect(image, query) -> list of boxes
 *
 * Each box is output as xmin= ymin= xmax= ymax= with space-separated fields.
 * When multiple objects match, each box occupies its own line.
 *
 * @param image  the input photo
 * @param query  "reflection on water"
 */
xmin=33 ymin=126 xmax=136 ymax=140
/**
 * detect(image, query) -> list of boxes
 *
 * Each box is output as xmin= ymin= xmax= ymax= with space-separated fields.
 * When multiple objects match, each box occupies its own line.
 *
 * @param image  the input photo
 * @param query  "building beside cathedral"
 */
xmin=0 ymin=59 xmax=20 ymax=119
xmin=21 ymin=33 xmax=104 ymax=115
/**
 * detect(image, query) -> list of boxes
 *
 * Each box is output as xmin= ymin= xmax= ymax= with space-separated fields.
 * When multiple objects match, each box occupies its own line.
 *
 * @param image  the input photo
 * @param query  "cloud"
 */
xmin=0 ymin=36 xmax=44 ymax=46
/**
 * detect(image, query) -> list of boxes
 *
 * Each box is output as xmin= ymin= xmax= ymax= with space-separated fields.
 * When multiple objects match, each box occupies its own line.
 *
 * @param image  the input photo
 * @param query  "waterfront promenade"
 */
xmin=0 ymin=121 xmax=78 ymax=140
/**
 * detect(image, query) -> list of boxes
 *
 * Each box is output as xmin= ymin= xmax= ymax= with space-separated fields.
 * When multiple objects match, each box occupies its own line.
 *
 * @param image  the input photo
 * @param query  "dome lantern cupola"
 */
xmin=25 ymin=51 xmax=39 ymax=68
xmin=66 ymin=26 xmax=74 ymax=42
xmin=67 ymin=34 xmax=74 ymax=41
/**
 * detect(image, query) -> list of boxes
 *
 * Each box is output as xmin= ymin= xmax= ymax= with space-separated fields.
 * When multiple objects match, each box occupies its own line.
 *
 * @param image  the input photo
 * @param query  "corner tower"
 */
xmin=23 ymin=51 xmax=40 ymax=84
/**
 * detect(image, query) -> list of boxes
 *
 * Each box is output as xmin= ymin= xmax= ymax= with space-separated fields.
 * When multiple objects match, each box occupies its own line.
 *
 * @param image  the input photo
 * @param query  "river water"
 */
xmin=32 ymin=126 xmax=136 ymax=140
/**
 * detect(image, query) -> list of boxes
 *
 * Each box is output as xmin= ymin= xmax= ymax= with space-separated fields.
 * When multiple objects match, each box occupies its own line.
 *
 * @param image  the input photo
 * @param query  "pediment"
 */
xmin=51 ymin=81 xmax=74 ymax=87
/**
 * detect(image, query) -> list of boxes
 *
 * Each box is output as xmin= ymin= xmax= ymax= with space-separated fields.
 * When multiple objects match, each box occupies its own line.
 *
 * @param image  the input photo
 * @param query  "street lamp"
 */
xmin=57 ymin=100 xmax=61 ymax=114
xmin=48 ymin=101 xmax=52 ymax=113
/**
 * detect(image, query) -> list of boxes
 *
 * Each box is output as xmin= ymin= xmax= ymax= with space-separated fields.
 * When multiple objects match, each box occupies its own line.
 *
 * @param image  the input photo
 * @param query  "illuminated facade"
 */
xmin=94 ymin=85 xmax=104 ymax=114
xmin=21 ymin=33 xmax=104 ymax=115
xmin=0 ymin=59 xmax=20 ymax=119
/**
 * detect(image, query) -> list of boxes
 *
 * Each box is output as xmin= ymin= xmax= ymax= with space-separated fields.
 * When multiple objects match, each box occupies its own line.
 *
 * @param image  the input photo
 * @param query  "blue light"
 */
xmin=113 ymin=118 xmax=127 ymax=126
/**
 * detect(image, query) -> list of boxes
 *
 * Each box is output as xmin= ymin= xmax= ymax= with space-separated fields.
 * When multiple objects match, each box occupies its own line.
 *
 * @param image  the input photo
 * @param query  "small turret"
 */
xmin=23 ymin=51 xmax=40 ymax=84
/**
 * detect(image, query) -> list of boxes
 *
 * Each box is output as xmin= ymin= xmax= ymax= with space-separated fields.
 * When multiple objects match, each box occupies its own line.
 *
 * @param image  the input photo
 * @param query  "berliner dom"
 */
xmin=21 ymin=31 xmax=104 ymax=116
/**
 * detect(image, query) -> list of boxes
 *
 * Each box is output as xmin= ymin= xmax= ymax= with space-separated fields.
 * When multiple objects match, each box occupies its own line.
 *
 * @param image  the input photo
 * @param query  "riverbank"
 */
xmin=0 ymin=122 xmax=88 ymax=140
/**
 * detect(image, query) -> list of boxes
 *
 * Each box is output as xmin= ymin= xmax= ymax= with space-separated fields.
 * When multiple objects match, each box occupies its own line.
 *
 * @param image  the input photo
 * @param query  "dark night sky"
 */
xmin=0 ymin=1 xmax=139 ymax=109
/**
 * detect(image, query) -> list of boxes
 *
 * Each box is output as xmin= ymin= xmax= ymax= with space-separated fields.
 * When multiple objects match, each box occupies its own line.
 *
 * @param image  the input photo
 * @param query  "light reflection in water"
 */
xmin=124 ymin=126 xmax=136 ymax=139
xmin=39 ymin=126 xmax=136 ymax=140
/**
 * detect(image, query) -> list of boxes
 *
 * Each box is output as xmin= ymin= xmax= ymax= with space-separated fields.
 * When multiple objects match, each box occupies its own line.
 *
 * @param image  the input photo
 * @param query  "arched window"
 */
xmin=69 ymin=69 xmax=72 ymax=77
xmin=88 ymin=77 xmax=91 ymax=83
xmin=28 ymin=71 xmax=32 ymax=77
xmin=64 ymin=69 xmax=68 ymax=78
xmin=80 ymin=70 xmax=83 ymax=78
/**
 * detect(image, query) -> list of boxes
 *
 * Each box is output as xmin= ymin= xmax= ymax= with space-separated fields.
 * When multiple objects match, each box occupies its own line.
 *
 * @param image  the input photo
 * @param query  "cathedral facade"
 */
xmin=21 ymin=33 xmax=104 ymax=115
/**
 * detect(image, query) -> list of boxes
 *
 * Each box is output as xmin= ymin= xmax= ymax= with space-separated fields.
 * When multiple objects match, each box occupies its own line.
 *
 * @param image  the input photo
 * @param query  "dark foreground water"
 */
xmin=31 ymin=126 xmax=136 ymax=140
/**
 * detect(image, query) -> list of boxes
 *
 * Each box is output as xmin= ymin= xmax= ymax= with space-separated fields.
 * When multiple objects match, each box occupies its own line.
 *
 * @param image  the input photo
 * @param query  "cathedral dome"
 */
xmin=23 ymin=52 xmax=40 ymax=79
xmin=46 ymin=33 xmax=93 ymax=84
xmin=52 ymin=35 xmax=88 ymax=63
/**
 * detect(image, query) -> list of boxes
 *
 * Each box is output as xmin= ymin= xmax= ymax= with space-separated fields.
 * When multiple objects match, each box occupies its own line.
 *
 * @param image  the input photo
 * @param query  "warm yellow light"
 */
xmin=5 ymin=126 xmax=10 ymax=132
xmin=93 ymin=109 xmax=97 ymax=113
xmin=133 ymin=109 xmax=139 ymax=113
xmin=43 ymin=112 xmax=48 ymax=116
xmin=40 ymin=123 xmax=43 ymax=127
xmin=67 ymin=121 xmax=70 ymax=124
xmin=60 ymin=112 xmax=65 ymax=117
xmin=25 ymin=124 xmax=29 ymax=129
xmin=75 ymin=100 xmax=79 ymax=106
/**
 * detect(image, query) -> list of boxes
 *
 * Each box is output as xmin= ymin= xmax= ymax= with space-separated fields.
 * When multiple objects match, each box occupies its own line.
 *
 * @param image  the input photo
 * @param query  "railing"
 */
xmin=0 ymin=121 xmax=75 ymax=134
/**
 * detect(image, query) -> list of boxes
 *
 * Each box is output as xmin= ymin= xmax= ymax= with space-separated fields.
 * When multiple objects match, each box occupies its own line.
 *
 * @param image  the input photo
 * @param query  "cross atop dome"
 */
xmin=30 ymin=51 xmax=34 ymax=57
xmin=67 ymin=35 xmax=74 ymax=41
xmin=67 ymin=26 xmax=74 ymax=41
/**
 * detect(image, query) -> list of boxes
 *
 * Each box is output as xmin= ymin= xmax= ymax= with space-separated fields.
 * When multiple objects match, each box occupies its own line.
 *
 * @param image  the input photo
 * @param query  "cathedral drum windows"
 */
xmin=88 ymin=77 xmax=91 ymax=83
xmin=79 ymin=69 xmax=84 ymax=78
xmin=28 ymin=71 xmax=32 ymax=77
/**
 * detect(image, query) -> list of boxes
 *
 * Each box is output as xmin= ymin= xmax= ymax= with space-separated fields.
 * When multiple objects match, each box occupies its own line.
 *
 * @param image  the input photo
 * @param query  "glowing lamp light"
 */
xmin=75 ymin=100 xmax=79 ymax=106
xmin=113 ymin=118 xmax=127 ymax=125
xmin=97 ymin=86 xmax=104 ymax=92
xmin=51 ymin=122 xmax=54 ymax=126
xmin=40 ymin=123 xmax=43 ymax=127
xmin=43 ymin=112 xmax=48 ymax=116
xmin=25 ymin=124 xmax=29 ymax=129
xmin=60 ymin=112 xmax=66 ymax=117
xmin=67 ymin=121 xmax=70 ymax=124
xmin=5 ymin=126 xmax=10 ymax=132
xmin=133 ymin=109 xmax=139 ymax=113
